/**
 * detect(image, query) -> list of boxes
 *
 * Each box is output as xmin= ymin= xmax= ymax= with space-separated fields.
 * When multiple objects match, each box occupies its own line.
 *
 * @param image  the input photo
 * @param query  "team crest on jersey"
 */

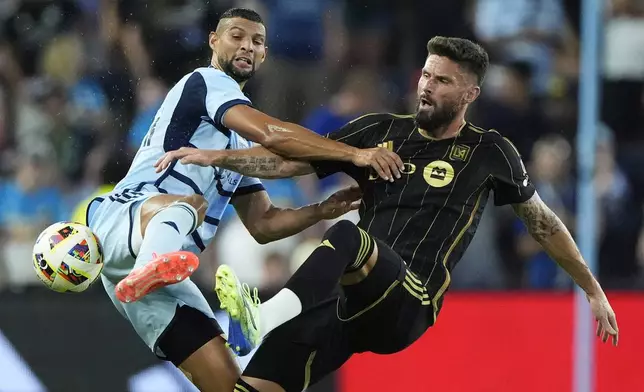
xmin=450 ymin=144 xmax=470 ymax=162
xmin=423 ymin=160 xmax=454 ymax=187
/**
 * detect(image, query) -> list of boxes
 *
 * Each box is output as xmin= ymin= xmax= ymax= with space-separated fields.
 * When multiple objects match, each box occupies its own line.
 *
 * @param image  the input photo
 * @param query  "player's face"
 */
xmin=415 ymin=54 xmax=478 ymax=130
xmin=210 ymin=18 xmax=267 ymax=83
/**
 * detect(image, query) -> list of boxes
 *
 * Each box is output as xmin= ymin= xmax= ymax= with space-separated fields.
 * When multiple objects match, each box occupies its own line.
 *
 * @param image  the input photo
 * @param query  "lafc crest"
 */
xmin=449 ymin=144 xmax=470 ymax=162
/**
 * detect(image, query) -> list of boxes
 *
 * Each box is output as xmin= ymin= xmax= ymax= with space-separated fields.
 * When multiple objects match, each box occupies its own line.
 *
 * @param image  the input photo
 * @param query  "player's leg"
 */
xmin=155 ymin=305 xmax=240 ymax=392
xmin=91 ymin=192 xmax=240 ymax=390
xmin=235 ymin=301 xmax=351 ymax=392
xmin=215 ymin=220 xmax=376 ymax=354
xmin=115 ymin=194 xmax=207 ymax=302
xmin=105 ymin=272 xmax=241 ymax=392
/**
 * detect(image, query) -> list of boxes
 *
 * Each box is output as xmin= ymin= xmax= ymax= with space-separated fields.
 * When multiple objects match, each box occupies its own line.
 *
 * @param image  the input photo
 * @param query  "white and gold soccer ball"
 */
xmin=32 ymin=222 xmax=104 ymax=293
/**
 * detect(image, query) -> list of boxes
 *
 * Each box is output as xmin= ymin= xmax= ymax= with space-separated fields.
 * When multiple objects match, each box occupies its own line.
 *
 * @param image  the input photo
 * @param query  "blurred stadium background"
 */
xmin=0 ymin=0 xmax=643 ymax=391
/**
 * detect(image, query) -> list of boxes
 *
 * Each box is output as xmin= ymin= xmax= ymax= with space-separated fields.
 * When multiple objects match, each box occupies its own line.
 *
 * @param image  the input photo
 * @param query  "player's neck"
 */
xmin=423 ymin=117 xmax=467 ymax=140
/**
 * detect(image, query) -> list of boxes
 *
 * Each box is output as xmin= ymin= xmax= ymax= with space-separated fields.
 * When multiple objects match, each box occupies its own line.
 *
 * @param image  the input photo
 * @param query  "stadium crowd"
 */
xmin=1 ymin=0 xmax=644 ymax=295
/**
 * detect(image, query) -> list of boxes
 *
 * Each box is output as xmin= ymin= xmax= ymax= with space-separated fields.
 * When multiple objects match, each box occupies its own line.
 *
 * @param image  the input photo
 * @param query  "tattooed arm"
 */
xmin=512 ymin=192 xmax=602 ymax=296
xmin=212 ymin=147 xmax=315 ymax=179
xmin=154 ymin=145 xmax=315 ymax=179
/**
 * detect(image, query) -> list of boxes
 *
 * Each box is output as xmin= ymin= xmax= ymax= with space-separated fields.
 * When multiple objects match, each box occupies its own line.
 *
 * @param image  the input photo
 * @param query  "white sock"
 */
xmin=134 ymin=202 xmax=198 ymax=269
xmin=259 ymin=288 xmax=302 ymax=338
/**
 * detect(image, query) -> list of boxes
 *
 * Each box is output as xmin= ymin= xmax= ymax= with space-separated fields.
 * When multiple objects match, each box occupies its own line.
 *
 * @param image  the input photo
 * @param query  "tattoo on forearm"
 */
xmin=514 ymin=195 xmax=563 ymax=241
xmin=221 ymin=156 xmax=281 ymax=176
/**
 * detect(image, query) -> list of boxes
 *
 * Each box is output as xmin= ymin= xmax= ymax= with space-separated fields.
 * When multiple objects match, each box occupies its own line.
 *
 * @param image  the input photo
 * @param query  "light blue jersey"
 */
xmin=114 ymin=66 xmax=264 ymax=254
xmin=87 ymin=67 xmax=265 ymax=355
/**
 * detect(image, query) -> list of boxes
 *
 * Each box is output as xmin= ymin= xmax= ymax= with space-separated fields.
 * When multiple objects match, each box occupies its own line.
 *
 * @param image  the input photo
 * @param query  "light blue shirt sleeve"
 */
xmin=233 ymin=176 xmax=265 ymax=198
xmin=198 ymin=68 xmax=252 ymax=128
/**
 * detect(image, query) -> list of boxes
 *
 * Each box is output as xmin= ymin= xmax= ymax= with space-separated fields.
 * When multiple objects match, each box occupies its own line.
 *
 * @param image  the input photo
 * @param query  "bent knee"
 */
xmin=323 ymin=220 xmax=364 ymax=253
xmin=326 ymin=219 xmax=359 ymax=237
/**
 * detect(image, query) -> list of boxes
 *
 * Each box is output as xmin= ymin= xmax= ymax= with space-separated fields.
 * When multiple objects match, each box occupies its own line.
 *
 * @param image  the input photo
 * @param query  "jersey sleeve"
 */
xmin=199 ymin=69 xmax=252 ymax=128
xmin=490 ymin=136 xmax=536 ymax=206
xmin=232 ymin=176 xmax=265 ymax=198
xmin=309 ymin=114 xmax=378 ymax=179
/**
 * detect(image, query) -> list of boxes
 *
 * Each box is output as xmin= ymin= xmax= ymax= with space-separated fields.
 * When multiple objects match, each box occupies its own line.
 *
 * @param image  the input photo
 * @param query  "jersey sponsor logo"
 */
xmin=423 ymin=160 xmax=454 ymax=187
xmin=450 ymin=144 xmax=470 ymax=162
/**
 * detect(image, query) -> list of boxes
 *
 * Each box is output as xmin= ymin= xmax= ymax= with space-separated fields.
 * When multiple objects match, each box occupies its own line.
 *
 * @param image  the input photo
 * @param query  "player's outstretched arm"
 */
xmin=512 ymin=192 xmax=619 ymax=346
xmin=222 ymin=105 xmax=403 ymax=181
xmin=232 ymin=187 xmax=362 ymax=244
xmin=155 ymin=146 xmax=313 ymax=179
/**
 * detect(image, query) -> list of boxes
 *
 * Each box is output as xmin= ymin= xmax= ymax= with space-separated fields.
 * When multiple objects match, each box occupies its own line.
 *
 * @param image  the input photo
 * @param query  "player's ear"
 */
xmin=465 ymin=85 xmax=480 ymax=104
xmin=208 ymin=31 xmax=218 ymax=51
xmin=259 ymin=45 xmax=268 ymax=65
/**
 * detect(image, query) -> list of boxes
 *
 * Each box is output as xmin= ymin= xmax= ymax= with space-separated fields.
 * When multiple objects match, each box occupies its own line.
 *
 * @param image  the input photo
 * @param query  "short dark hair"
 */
xmin=426 ymin=36 xmax=489 ymax=85
xmin=219 ymin=8 xmax=264 ymax=24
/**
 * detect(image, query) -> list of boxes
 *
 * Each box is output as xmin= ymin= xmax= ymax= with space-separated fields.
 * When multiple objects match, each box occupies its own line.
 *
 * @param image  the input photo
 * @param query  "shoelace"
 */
xmin=241 ymin=282 xmax=261 ymax=306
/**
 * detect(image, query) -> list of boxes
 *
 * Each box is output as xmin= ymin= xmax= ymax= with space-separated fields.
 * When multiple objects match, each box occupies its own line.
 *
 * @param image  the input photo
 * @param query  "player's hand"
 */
xmin=154 ymin=147 xmax=218 ymax=172
xmin=352 ymin=147 xmax=404 ymax=182
xmin=318 ymin=186 xmax=362 ymax=219
xmin=588 ymin=292 xmax=619 ymax=346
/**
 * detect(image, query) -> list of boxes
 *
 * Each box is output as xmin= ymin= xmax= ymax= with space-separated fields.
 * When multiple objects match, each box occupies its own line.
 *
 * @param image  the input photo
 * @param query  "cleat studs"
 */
xmin=180 ymin=255 xmax=186 ymax=260
xmin=163 ymin=258 xmax=169 ymax=262
xmin=176 ymin=275 xmax=182 ymax=281
xmin=188 ymin=266 xmax=194 ymax=272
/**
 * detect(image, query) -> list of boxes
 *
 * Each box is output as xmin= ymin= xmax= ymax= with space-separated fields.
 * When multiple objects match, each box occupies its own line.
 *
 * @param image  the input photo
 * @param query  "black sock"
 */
xmin=235 ymin=378 xmax=260 ymax=392
xmin=283 ymin=220 xmax=374 ymax=311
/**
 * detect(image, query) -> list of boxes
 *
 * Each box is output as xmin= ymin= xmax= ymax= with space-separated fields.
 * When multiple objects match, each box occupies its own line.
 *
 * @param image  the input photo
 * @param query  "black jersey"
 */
xmin=311 ymin=113 xmax=535 ymax=296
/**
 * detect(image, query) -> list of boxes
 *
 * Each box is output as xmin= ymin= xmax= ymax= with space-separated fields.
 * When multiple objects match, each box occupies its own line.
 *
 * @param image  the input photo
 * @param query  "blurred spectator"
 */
xmin=126 ymin=78 xmax=167 ymax=152
xmin=602 ymin=0 xmax=644 ymax=201
xmin=261 ymin=251 xmax=291 ymax=293
xmin=594 ymin=126 xmax=641 ymax=288
xmin=602 ymin=0 xmax=644 ymax=145
xmin=472 ymin=0 xmax=567 ymax=96
xmin=253 ymin=0 xmax=344 ymax=122
xmin=0 ymin=76 xmax=14 ymax=162
xmin=471 ymin=61 xmax=552 ymax=158
xmin=0 ymin=154 xmax=64 ymax=290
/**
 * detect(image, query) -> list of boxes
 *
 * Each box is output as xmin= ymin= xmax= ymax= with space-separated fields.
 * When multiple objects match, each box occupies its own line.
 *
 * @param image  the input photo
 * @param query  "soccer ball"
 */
xmin=32 ymin=222 xmax=104 ymax=293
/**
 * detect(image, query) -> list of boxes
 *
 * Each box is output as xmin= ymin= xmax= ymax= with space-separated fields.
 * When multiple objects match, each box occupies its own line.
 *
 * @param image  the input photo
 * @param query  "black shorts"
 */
xmin=243 ymin=237 xmax=438 ymax=392
xmin=156 ymin=305 xmax=224 ymax=366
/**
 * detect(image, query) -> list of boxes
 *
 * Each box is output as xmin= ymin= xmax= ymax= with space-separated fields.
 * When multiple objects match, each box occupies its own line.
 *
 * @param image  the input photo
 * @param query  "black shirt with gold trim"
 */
xmin=311 ymin=113 xmax=535 ymax=296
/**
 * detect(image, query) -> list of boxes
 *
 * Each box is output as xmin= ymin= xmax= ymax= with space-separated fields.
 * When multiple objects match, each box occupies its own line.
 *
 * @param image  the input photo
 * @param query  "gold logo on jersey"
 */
xmin=377 ymin=140 xmax=394 ymax=151
xmin=450 ymin=144 xmax=470 ymax=162
xmin=423 ymin=160 xmax=454 ymax=187
xmin=401 ymin=163 xmax=416 ymax=175
xmin=369 ymin=140 xmax=397 ymax=180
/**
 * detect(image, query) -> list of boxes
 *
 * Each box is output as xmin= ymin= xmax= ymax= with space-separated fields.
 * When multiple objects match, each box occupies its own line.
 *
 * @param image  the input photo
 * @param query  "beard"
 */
xmin=219 ymin=56 xmax=256 ymax=83
xmin=414 ymin=97 xmax=461 ymax=133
